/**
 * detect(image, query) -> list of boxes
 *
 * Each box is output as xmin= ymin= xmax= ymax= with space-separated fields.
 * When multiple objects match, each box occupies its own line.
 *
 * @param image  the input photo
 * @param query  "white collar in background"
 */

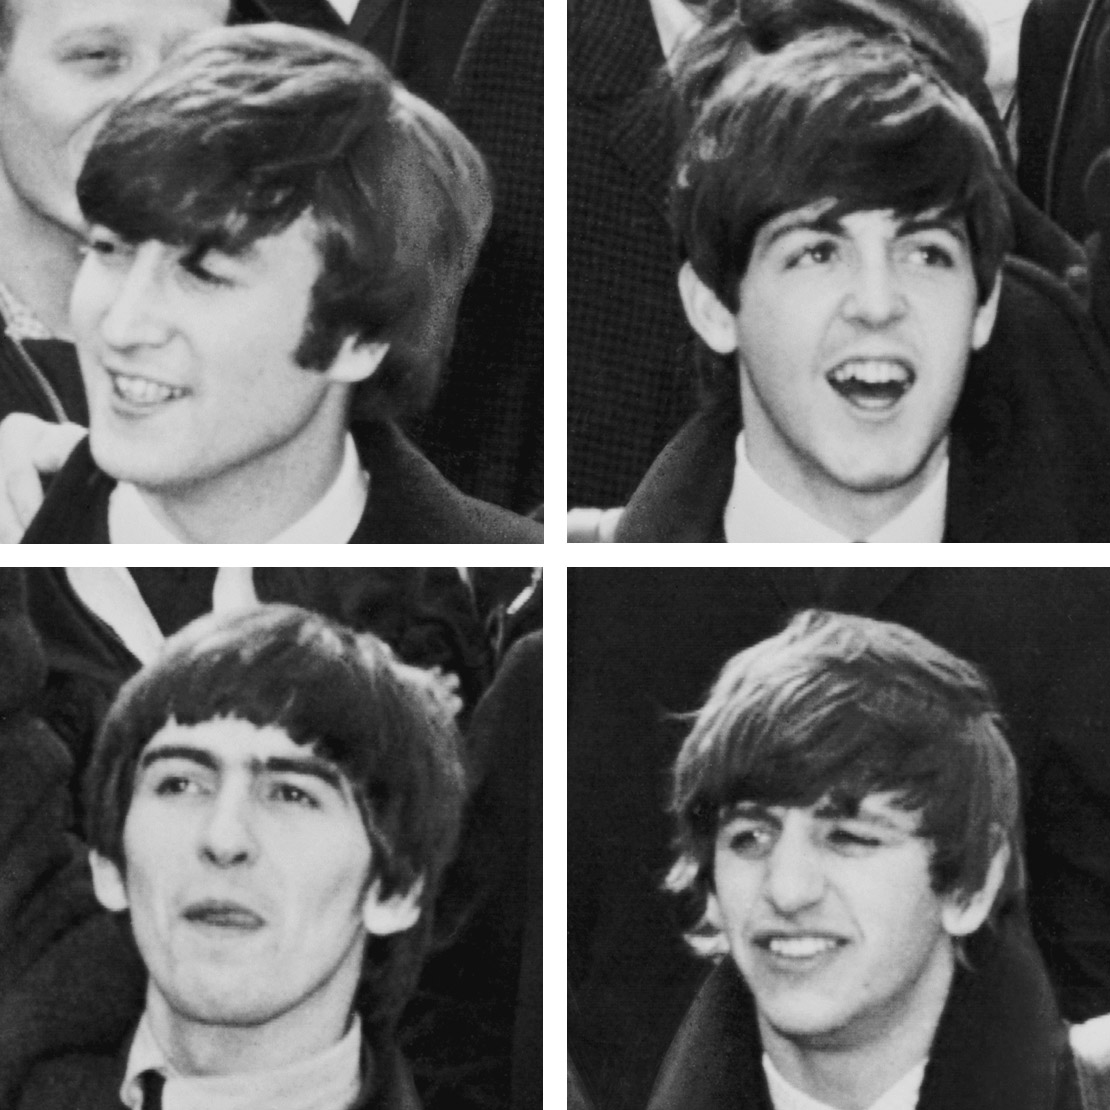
xmin=326 ymin=0 xmax=359 ymax=22
xmin=108 ymin=432 xmax=368 ymax=544
xmin=723 ymin=432 xmax=948 ymax=543
xmin=763 ymin=1053 xmax=926 ymax=1110
xmin=121 ymin=1012 xmax=363 ymax=1110
xmin=648 ymin=0 xmax=706 ymax=63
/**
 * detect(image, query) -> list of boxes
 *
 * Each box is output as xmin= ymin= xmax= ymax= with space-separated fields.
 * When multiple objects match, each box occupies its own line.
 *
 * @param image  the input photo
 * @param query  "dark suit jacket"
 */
xmin=616 ymin=257 xmax=1110 ymax=542
xmin=1016 ymin=0 xmax=1109 ymax=237
xmin=413 ymin=0 xmax=545 ymax=513
xmin=647 ymin=925 xmax=1081 ymax=1110
xmin=567 ymin=0 xmax=697 ymax=507
xmin=233 ymin=0 xmax=483 ymax=107
xmin=569 ymin=568 xmax=1110 ymax=1110
xmin=19 ymin=421 xmax=541 ymax=544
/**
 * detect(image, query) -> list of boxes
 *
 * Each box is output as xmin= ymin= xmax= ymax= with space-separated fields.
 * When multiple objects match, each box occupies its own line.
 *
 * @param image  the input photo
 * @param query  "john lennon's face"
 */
xmin=92 ymin=717 xmax=388 ymax=1053
xmin=706 ymin=795 xmax=969 ymax=1056
xmin=0 ymin=0 xmax=228 ymax=239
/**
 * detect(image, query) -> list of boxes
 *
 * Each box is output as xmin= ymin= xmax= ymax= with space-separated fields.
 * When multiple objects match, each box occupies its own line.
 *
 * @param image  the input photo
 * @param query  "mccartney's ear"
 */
xmin=90 ymin=850 xmax=129 ymax=913
xmin=362 ymin=876 xmax=425 ymax=936
xmin=324 ymin=338 xmax=389 ymax=385
xmin=970 ymin=274 xmax=1002 ymax=352
xmin=678 ymin=262 xmax=739 ymax=355
xmin=940 ymin=840 xmax=1010 ymax=938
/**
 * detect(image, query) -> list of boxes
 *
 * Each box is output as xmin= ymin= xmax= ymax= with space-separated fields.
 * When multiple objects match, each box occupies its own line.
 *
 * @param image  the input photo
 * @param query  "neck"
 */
xmin=0 ymin=181 xmax=84 ymax=337
xmin=759 ymin=944 xmax=954 ymax=1110
xmin=741 ymin=400 xmax=947 ymax=542
xmin=144 ymin=944 xmax=363 ymax=1077
xmin=141 ymin=417 xmax=350 ymax=544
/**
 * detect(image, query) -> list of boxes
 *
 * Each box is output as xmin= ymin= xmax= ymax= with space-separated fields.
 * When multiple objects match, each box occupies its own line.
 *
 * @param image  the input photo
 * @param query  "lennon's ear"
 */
xmin=324 ymin=337 xmax=389 ymax=385
xmin=940 ymin=840 xmax=1010 ymax=938
xmin=90 ymin=850 xmax=129 ymax=912
xmin=970 ymin=274 xmax=1002 ymax=352
xmin=678 ymin=262 xmax=739 ymax=355
xmin=361 ymin=876 xmax=424 ymax=936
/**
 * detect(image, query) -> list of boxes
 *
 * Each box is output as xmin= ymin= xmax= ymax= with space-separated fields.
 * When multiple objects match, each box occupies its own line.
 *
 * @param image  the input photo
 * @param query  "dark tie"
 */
xmin=139 ymin=1070 xmax=165 ymax=1110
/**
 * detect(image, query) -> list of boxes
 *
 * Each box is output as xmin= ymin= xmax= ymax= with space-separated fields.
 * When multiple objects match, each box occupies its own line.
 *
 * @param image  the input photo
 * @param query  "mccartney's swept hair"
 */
xmin=668 ymin=609 xmax=1023 ymax=954
xmin=77 ymin=22 xmax=491 ymax=420
xmin=674 ymin=28 xmax=1011 ymax=314
xmin=84 ymin=603 xmax=466 ymax=1035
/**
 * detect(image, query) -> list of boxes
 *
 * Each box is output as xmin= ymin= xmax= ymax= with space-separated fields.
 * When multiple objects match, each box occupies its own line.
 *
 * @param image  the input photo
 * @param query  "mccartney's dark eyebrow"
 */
xmin=896 ymin=214 xmax=969 ymax=242
xmin=138 ymin=747 xmax=345 ymax=792
xmin=759 ymin=211 xmax=844 ymax=251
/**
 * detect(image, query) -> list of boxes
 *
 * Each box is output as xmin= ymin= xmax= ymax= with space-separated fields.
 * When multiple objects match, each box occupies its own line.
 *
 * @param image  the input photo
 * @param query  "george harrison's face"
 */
xmin=90 ymin=717 xmax=421 ymax=1064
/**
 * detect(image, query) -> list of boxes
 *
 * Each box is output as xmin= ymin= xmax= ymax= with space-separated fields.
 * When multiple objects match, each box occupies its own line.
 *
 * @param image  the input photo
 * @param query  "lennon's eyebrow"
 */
xmin=137 ymin=747 xmax=345 ymax=794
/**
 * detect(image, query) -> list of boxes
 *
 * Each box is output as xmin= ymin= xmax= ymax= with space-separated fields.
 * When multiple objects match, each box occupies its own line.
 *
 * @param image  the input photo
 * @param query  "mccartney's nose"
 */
xmin=840 ymin=253 xmax=908 ymax=327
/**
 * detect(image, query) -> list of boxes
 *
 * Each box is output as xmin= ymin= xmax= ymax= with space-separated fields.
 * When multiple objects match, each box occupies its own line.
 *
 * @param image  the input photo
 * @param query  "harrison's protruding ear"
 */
xmin=324 ymin=337 xmax=389 ymax=385
xmin=361 ymin=877 xmax=425 ymax=936
xmin=940 ymin=840 xmax=1010 ymax=938
xmin=970 ymin=275 xmax=1002 ymax=352
xmin=678 ymin=262 xmax=739 ymax=355
xmin=90 ymin=850 xmax=129 ymax=912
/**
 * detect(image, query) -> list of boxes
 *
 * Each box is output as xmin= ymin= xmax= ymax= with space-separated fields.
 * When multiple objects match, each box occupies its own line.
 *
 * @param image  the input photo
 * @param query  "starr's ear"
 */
xmin=362 ymin=877 xmax=425 ymax=936
xmin=90 ymin=850 xmax=129 ymax=912
xmin=941 ymin=841 xmax=1010 ymax=937
xmin=678 ymin=263 xmax=739 ymax=355
xmin=324 ymin=337 xmax=390 ymax=385
xmin=970 ymin=275 xmax=1001 ymax=352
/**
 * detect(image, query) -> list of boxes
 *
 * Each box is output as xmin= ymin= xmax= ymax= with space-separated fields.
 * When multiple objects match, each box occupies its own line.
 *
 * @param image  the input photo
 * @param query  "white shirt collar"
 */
xmin=723 ymin=432 xmax=948 ymax=543
xmin=108 ymin=433 xmax=368 ymax=544
xmin=121 ymin=1012 xmax=364 ymax=1110
xmin=325 ymin=0 xmax=359 ymax=22
xmin=647 ymin=0 xmax=706 ymax=63
xmin=763 ymin=1052 xmax=927 ymax=1110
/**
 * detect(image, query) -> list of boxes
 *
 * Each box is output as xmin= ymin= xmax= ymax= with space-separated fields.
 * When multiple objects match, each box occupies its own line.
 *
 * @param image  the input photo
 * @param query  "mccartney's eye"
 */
xmin=787 ymin=241 xmax=837 ymax=268
xmin=906 ymin=241 xmax=956 ymax=268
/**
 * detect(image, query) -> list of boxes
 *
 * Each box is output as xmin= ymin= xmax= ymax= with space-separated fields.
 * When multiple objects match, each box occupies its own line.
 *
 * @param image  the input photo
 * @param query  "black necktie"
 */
xmin=139 ymin=1070 xmax=165 ymax=1110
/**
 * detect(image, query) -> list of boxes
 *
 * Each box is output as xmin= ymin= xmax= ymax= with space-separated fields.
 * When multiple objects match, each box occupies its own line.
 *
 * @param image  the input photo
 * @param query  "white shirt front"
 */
xmin=647 ymin=0 xmax=706 ymax=63
xmin=723 ymin=432 xmax=948 ymax=543
xmin=325 ymin=0 xmax=360 ymax=23
xmin=120 ymin=1012 xmax=364 ymax=1110
xmin=107 ymin=432 xmax=368 ymax=544
xmin=763 ymin=1053 xmax=927 ymax=1110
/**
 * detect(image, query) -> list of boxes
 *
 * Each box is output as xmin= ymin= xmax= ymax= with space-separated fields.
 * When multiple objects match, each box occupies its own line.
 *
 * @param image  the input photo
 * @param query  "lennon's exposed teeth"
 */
xmin=110 ymin=372 xmax=186 ymax=406
xmin=765 ymin=936 xmax=840 ymax=959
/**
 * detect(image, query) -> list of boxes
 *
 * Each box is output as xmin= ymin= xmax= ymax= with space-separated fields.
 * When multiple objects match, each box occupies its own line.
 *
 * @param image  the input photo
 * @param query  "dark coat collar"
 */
xmin=614 ymin=395 xmax=1082 ymax=544
xmin=20 ymin=421 xmax=540 ymax=544
xmin=647 ymin=923 xmax=1075 ymax=1110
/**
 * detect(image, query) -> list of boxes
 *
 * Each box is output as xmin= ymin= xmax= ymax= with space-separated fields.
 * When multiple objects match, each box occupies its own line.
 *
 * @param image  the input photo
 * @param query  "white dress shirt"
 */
xmin=325 ymin=0 xmax=359 ymax=22
xmin=648 ymin=0 xmax=706 ymax=63
xmin=108 ymin=432 xmax=368 ymax=544
xmin=723 ymin=432 xmax=949 ymax=543
xmin=763 ymin=1053 xmax=927 ymax=1110
xmin=121 ymin=1013 xmax=364 ymax=1110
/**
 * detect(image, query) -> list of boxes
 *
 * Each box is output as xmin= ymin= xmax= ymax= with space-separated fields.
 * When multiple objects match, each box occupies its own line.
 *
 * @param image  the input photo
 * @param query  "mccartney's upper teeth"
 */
xmin=112 ymin=373 xmax=185 ymax=404
xmin=828 ymin=360 xmax=909 ymax=384
xmin=767 ymin=936 xmax=839 ymax=958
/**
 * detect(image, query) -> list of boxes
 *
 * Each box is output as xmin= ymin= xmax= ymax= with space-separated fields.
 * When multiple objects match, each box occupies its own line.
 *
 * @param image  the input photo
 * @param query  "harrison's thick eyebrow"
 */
xmin=137 ymin=748 xmax=346 ymax=794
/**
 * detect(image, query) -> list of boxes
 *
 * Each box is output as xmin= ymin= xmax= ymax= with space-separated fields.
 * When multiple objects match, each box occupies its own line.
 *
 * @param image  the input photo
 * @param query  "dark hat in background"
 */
xmin=0 ymin=569 xmax=45 ymax=717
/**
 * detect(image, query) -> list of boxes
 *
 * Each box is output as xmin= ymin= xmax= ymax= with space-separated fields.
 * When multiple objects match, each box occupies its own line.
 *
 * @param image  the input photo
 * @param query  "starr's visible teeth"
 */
xmin=767 ymin=936 xmax=839 ymax=959
xmin=112 ymin=373 xmax=185 ymax=405
xmin=828 ymin=359 xmax=909 ymax=384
